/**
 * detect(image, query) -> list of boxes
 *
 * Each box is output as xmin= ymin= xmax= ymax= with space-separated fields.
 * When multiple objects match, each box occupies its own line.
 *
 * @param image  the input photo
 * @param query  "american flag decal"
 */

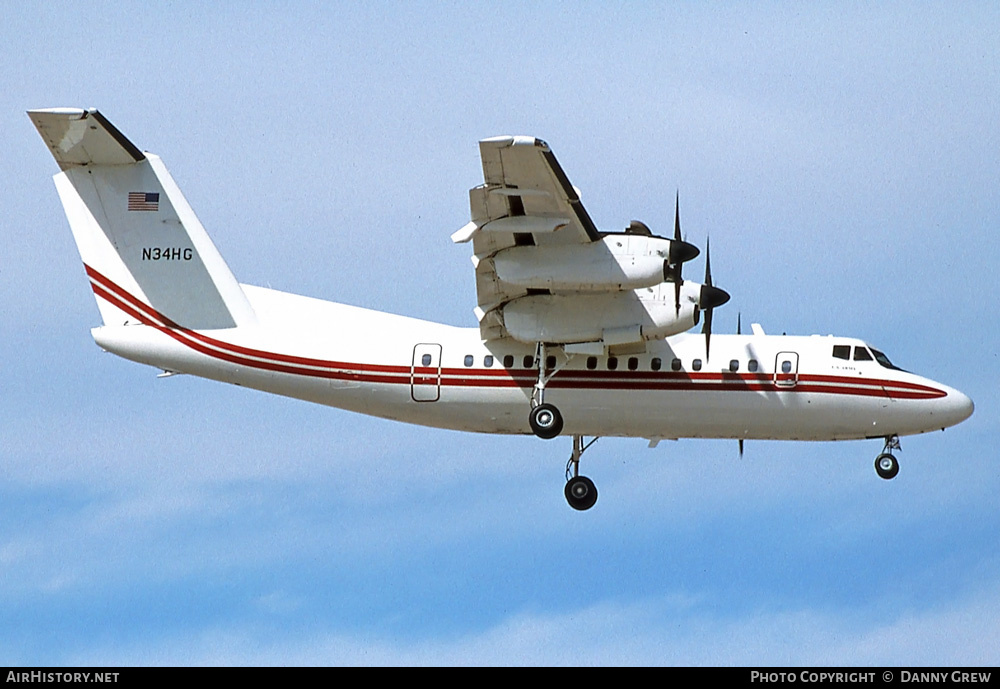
xmin=128 ymin=192 xmax=159 ymax=211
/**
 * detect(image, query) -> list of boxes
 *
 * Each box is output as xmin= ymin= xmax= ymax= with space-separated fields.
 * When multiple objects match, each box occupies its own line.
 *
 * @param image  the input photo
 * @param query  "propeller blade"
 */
xmin=673 ymin=191 xmax=681 ymax=244
xmin=737 ymin=312 xmax=742 ymax=336
xmin=703 ymin=305 xmax=714 ymax=359
xmin=698 ymin=237 xmax=730 ymax=360
xmin=667 ymin=193 xmax=699 ymax=315
xmin=704 ymin=235 xmax=712 ymax=286
xmin=674 ymin=193 xmax=682 ymax=315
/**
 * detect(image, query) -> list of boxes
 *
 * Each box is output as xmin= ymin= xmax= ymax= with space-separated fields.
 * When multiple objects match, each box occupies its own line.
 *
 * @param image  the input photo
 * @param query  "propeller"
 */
xmin=699 ymin=237 xmax=730 ymax=360
xmin=664 ymin=192 xmax=699 ymax=315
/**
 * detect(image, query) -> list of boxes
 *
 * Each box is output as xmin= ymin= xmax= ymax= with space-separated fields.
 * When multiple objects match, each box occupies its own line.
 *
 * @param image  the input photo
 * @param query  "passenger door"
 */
xmin=774 ymin=351 xmax=799 ymax=388
xmin=411 ymin=343 xmax=442 ymax=402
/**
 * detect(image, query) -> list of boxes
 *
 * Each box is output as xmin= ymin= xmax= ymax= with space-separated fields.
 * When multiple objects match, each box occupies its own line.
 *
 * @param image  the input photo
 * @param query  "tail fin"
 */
xmin=29 ymin=108 xmax=255 ymax=329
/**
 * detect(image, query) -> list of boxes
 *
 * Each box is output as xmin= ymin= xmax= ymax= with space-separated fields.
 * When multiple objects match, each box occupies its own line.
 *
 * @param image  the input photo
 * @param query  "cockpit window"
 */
xmin=832 ymin=345 xmax=850 ymax=360
xmin=853 ymin=346 xmax=873 ymax=361
xmin=870 ymin=347 xmax=903 ymax=371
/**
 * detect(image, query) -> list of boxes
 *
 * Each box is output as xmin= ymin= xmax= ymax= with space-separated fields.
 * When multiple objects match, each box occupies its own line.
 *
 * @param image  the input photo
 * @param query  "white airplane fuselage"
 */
xmin=88 ymin=266 xmax=973 ymax=443
xmin=29 ymin=107 xmax=973 ymax=509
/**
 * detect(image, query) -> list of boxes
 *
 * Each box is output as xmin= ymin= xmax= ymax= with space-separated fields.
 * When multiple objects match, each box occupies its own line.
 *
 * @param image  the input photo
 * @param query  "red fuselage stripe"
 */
xmin=84 ymin=265 xmax=947 ymax=400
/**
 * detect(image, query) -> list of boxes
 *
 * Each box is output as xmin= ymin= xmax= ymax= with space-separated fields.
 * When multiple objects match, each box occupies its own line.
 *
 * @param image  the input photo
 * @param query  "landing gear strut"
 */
xmin=565 ymin=435 xmax=599 ymax=510
xmin=875 ymin=435 xmax=901 ymax=480
xmin=523 ymin=345 xmax=597 ymax=509
xmin=528 ymin=343 xmax=563 ymax=440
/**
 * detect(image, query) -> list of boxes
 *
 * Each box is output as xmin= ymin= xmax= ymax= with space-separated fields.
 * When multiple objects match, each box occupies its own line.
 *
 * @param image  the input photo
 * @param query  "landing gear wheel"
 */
xmin=565 ymin=475 xmax=598 ymax=511
xmin=875 ymin=453 xmax=899 ymax=480
xmin=529 ymin=403 xmax=563 ymax=439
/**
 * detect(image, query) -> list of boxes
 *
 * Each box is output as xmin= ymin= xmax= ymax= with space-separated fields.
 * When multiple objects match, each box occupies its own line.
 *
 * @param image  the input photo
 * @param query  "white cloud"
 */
xmin=64 ymin=579 xmax=1000 ymax=666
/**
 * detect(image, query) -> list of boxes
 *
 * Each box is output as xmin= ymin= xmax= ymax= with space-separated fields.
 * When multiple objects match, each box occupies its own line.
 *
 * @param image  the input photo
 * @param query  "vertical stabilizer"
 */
xmin=29 ymin=108 xmax=255 ymax=329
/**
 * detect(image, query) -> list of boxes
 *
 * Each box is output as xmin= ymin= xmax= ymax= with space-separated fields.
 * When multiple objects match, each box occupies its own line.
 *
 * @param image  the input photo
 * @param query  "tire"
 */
xmin=875 ymin=453 xmax=899 ymax=480
xmin=529 ymin=403 xmax=563 ymax=439
xmin=565 ymin=475 xmax=598 ymax=511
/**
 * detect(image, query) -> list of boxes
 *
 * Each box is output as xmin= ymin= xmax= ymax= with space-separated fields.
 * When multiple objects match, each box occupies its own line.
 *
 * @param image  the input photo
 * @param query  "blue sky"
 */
xmin=2 ymin=2 xmax=998 ymax=665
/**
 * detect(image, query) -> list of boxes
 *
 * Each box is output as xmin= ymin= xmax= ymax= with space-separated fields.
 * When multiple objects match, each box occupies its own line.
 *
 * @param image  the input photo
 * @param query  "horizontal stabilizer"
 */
xmin=29 ymin=108 xmax=144 ymax=170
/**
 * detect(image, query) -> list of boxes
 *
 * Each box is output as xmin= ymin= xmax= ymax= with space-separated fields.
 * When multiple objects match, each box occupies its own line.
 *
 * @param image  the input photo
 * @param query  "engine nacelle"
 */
xmin=493 ymin=234 xmax=677 ymax=292
xmin=500 ymin=282 xmax=703 ymax=345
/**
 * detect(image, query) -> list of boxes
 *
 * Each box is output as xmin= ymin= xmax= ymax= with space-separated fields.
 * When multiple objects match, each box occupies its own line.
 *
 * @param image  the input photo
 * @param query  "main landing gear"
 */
xmin=565 ymin=435 xmax=599 ymax=511
xmin=528 ymin=343 xmax=564 ymax=440
xmin=529 ymin=403 xmax=563 ymax=439
xmin=526 ymin=344 xmax=598 ymax=510
xmin=875 ymin=435 xmax=901 ymax=480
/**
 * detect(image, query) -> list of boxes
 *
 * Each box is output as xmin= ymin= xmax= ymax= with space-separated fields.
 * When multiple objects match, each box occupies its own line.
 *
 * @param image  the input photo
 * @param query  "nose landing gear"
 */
xmin=875 ymin=435 xmax=901 ymax=480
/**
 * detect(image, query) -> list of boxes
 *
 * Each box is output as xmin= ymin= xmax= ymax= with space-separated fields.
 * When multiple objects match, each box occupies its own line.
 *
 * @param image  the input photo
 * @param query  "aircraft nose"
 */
xmin=938 ymin=386 xmax=974 ymax=428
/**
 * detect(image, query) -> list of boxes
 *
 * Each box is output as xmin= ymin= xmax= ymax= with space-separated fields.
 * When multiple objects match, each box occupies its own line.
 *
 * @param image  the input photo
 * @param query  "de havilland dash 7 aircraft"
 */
xmin=29 ymin=108 xmax=974 ymax=510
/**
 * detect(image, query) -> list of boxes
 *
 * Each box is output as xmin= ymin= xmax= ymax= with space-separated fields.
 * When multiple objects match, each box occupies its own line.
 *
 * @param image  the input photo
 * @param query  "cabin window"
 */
xmin=523 ymin=355 xmax=533 ymax=368
xmin=628 ymin=357 xmax=639 ymax=371
xmin=607 ymin=357 xmax=619 ymax=370
xmin=651 ymin=357 xmax=661 ymax=371
xmin=748 ymin=359 xmax=759 ymax=372
xmin=832 ymin=345 xmax=850 ymax=360
xmin=586 ymin=356 xmax=597 ymax=370
xmin=464 ymin=355 xmax=474 ymax=367
xmin=853 ymin=346 xmax=873 ymax=361
xmin=729 ymin=359 xmax=739 ymax=372
xmin=692 ymin=359 xmax=702 ymax=371
xmin=781 ymin=360 xmax=793 ymax=373
xmin=484 ymin=355 xmax=494 ymax=367
xmin=503 ymin=355 xmax=514 ymax=368
xmin=546 ymin=355 xmax=556 ymax=370
xmin=421 ymin=354 xmax=432 ymax=366
xmin=671 ymin=358 xmax=682 ymax=371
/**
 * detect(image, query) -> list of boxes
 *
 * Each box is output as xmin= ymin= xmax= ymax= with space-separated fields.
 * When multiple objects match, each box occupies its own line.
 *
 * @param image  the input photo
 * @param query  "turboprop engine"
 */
xmin=500 ymin=279 xmax=727 ymax=346
xmin=491 ymin=233 xmax=698 ymax=292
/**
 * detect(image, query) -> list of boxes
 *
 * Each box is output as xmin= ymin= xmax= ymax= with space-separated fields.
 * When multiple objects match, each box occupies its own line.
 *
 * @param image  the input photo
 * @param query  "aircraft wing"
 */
xmin=454 ymin=136 xmax=712 ymax=348
xmin=452 ymin=136 xmax=601 ymax=246
xmin=453 ymin=136 xmax=605 ymax=341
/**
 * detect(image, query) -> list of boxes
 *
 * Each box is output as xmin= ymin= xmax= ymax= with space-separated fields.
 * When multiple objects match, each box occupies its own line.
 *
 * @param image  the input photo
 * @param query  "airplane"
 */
xmin=29 ymin=108 xmax=974 ymax=511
